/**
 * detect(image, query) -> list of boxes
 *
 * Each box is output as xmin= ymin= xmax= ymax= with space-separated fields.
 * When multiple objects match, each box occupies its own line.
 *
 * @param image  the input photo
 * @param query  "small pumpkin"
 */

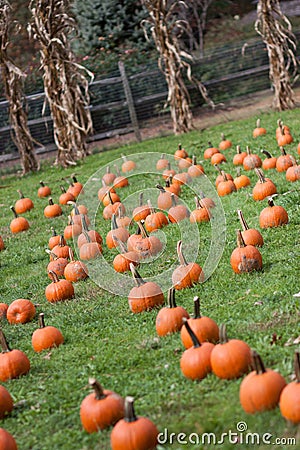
xmin=233 ymin=145 xmax=247 ymax=166
xmin=32 ymin=312 xmax=64 ymax=352
xmin=286 ymin=156 xmax=300 ymax=182
xmin=59 ymin=186 xmax=75 ymax=205
xmin=168 ymin=194 xmax=189 ymax=223
xmin=14 ymin=190 xmax=34 ymax=214
xmin=210 ymin=324 xmax=251 ymax=380
xmin=0 ymin=428 xmax=18 ymax=450
xmin=210 ymin=151 xmax=227 ymax=166
xmin=215 ymin=164 xmax=233 ymax=187
xmin=102 ymin=190 xmax=120 ymax=207
xmin=198 ymin=191 xmax=215 ymax=210
xmin=77 ymin=215 xmax=103 ymax=249
xmin=37 ymin=181 xmax=51 ymax=198
xmin=243 ymin=146 xmax=262 ymax=171
xmin=172 ymin=240 xmax=204 ymax=290
xmin=156 ymin=153 xmax=170 ymax=171
xmin=240 ymin=350 xmax=286 ymax=413
xmin=259 ymin=197 xmax=289 ymax=228
xmin=230 ymin=230 xmax=262 ymax=273
xmin=6 ymin=299 xmax=36 ymax=325
xmin=237 ymin=210 xmax=264 ymax=247
xmin=219 ymin=132 xmax=232 ymax=151
xmin=261 ymin=150 xmax=277 ymax=170
xmin=164 ymin=176 xmax=181 ymax=196
xmin=156 ymin=184 xmax=173 ymax=210
xmin=64 ymin=248 xmax=88 ymax=282
xmin=128 ymin=264 xmax=164 ymax=313
xmin=51 ymin=235 xmax=71 ymax=260
xmin=110 ymin=396 xmax=158 ymax=450
xmin=187 ymin=155 xmax=205 ymax=177
xmin=121 ymin=154 xmax=136 ymax=173
xmin=162 ymin=161 xmax=176 ymax=180
xmin=9 ymin=206 xmax=29 ymax=234
xmin=190 ymin=196 xmax=211 ymax=223
xmin=103 ymin=190 xmax=125 ymax=220
xmin=155 ymin=287 xmax=189 ymax=337
xmin=203 ymin=141 xmax=219 ymax=159
xmin=0 ymin=329 xmax=30 ymax=381
xmin=46 ymin=249 xmax=68 ymax=278
xmin=279 ymin=351 xmax=300 ymax=423
xmin=79 ymin=230 xmax=103 ymax=260
xmin=144 ymin=201 xmax=168 ymax=232
xmin=128 ymin=221 xmax=162 ymax=259
xmin=132 ymin=192 xmax=151 ymax=222
xmin=116 ymin=204 xmax=131 ymax=228
xmin=48 ymin=227 xmax=64 ymax=250
xmin=172 ymin=171 xmax=191 ymax=186
xmin=80 ymin=377 xmax=125 ymax=433
xmin=276 ymin=122 xmax=293 ymax=146
xmin=276 ymin=146 xmax=294 ymax=172
xmin=45 ymin=271 xmax=75 ymax=303
xmin=0 ymin=385 xmax=13 ymax=419
xmin=113 ymin=237 xmax=140 ymax=273
xmin=44 ymin=198 xmax=63 ymax=218
xmin=106 ymin=214 xmax=130 ymax=250
xmin=102 ymin=166 xmax=116 ymax=185
xmin=233 ymin=168 xmax=251 ymax=190
xmin=0 ymin=235 xmax=4 ymax=251
xmin=63 ymin=216 xmax=82 ymax=241
xmin=67 ymin=175 xmax=83 ymax=198
xmin=252 ymin=118 xmax=266 ymax=138
xmin=97 ymin=180 xmax=116 ymax=202
xmin=174 ymin=143 xmax=188 ymax=160
xmin=252 ymin=168 xmax=277 ymax=201
xmin=113 ymin=171 xmax=129 ymax=189
xmin=180 ymin=318 xmax=214 ymax=381
xmin=217 ymin=171 xmax=237 ymax=197
xmin=180 ymin=296 xmax=219 ymax=348
xmin=178 ymin=156 xmax=192 ymax=170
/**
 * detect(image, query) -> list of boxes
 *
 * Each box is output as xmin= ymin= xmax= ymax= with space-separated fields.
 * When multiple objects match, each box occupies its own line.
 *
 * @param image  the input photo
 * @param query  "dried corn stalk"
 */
xmin=142 ymin=0 xmax=213 ymax=135
xmin=29 ymin=0 xmax=93 ymax=167
xmin=255 ymin=0 xmax=298 ymax=111
xmin=0 ymin=0 xmax=39 ymax=174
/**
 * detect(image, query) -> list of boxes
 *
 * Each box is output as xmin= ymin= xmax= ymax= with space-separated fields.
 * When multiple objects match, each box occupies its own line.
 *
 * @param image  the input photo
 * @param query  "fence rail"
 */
xmin=0 ymin=32 xmax=299 ymax=163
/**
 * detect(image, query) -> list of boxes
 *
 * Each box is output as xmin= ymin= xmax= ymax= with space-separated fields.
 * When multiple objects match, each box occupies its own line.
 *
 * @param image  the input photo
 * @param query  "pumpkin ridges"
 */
xmin=128 ymin=264 xmax=164 ymax=313
xmin=32 ymin=313 xmax=64 ymax=352
xmin=0 ymin=386 xmax=13 ymax=419
xmin=172 ymin=240 xmax=204 ymax=289
xmin=6 ymin=299 xmax=36 ymax=325
xmin=237 ymin=210 xmax=264 ymax=247
xmin=0 ymin=428 xmax=18 ymax=450
xmin=9 ymin=206 xmax=30 ymax=233
xmin=155 ymin=287 xmax=189 ymax=336
xmin=279 ymin=351 xmax=300 ymax=423
xmin=45 ymin=271 xmax=75 ymax=303
xmin=0 ymin=330 xmax=30 ymax=381
xmin=230 ymin=230 xmax=263 ymax=273
xmin=259 ymin=197 xmax=289 ymax=228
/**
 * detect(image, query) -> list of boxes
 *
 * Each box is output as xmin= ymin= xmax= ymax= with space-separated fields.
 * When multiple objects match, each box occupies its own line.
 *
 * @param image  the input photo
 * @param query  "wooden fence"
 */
xmin=0 ymin=32 xmax=299 ymax=163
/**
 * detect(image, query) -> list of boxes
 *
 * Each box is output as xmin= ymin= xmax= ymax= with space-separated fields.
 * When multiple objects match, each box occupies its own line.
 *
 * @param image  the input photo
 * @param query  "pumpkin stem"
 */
xmin=194 ymin=196 xmax=202 ymax=210
xmin=177 ymin=240 xmax=188 ymax=266
xmin=121 ymin=154 xmax=128 ymax=162
xmin=236 ymin=167 xmax=241 ymax=177
xmin=81 ymin=214 xmax=89 ymax=233
xmin=72 ymin=174 xmax=79 ymax=183
xmin=147 ymin=199 xmax=155 ymax=215
xmin=0 ymin=329 xmax=11 ymax=352
xmin=48 ymin=197 xmax=54 ymax=206
xmin=171 ymin=193 xmax=177 ymax=208
xmin=40 ymin=181 xmax=46 ymax=187
xmin=237 ymin=210 xmax=249 ymax=231
xmin=261 ymin=150 xmax=273 ymax=159
xmin=136 ymin=221 xmax=148 ymax=239
xmin=113 ymin=236 xmax=127 ymax=254
xmin=178 ymin=143 xmax=182 ymax=150
xmin=69 ymin=247 xmax=75 ymax=262
xmin=45 ymin=249 xmax=59 ymax=260
xmin=167 ymin=287 xmax=177 ymax=308
xmin=221 ymin=133 xmax=225 ymax=141
xmin=138 ymin=192 xmax=143 ymax=207
xmin=221 ymin=170 xmax=228 ymax=182
xmin=124 ymin=396 xmax=138 ymax=423
xmin=193 ymin=296 xmax=201 ymax=319
xmin=246 ymin=146 xmax=252 ymax=155
xmin=38 ymin=313 xmax=46 ymax=329
xmin=111 ymin=214 xmax=118 ymax=231
xmin=89 ymin=377 xmax=107 ymax=400
xmin=17 ymin=189 xmax=24 ymax=199
xmin=156 ymin=184 xmax=166 ymax=194
xmin=58 ymin=235 xmax=65 ymax=247
xmin=10 ymin=205 xmax=18 ymax=218
xmin=236 ymin=229 xmax=246 ymax=248
xmin=294 ymin=351 xmax=300 ymax=383
xmin=182 ymin=317 xmax=201 ymax=348
xmin=130 ymin=263 xmax=146 ymax=287
xmin=165 ymin=175 xmax=173 ymax=187
xmin=50 ymin=227 xmax=57 ymax=237
xmin=256 ymin=119 xmax=261 ymax=128
xmin=251 ymin=350 xmax=266 ymax=374
xmin=219 ymin=323 xmax=229 ymax=344
xmin=280 ymin=146 xmax=287 ymax=156
xmin=267 ymin=197 xmax=275 ymax=208
xmin=48 ymin=270 xmax=60 ymax=283
xmin=236 ymin=145 xmax=241 ymax=155
xmin=255 ymin=168 xmax=266 ymax=184
xmin=192 ymin=155 xmax=197 ymax=165
xmin=214 ymin=163 xmax=222 ymax=174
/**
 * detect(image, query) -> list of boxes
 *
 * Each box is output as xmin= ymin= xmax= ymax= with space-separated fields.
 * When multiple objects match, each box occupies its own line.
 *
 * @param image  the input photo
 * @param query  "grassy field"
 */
xmin=0 ymin=108 xmax=299 ymax=450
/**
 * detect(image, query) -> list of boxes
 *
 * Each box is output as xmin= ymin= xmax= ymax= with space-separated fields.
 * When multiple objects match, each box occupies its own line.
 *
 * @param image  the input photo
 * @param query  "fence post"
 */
xmin=118 ymin=60 xmax=142 ymax=142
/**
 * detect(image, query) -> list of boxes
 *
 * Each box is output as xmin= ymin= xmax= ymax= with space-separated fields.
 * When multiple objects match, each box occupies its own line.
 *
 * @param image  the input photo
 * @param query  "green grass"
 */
xmin=0 ymin=108 xmax=299 ymax=450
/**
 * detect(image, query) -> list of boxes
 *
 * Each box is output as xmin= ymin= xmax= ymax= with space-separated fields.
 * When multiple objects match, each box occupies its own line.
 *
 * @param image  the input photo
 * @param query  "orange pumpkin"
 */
xmin=32 ymin=313 xmax=64 ymax=352
xmin=276 ymin=147 xmax=294 ymax=172
xmin=219 ymin=133 xmax=232 ymax=151
xmin=0 ymin=386 xmax=13 ymax=419
xmin=144 ymin=202 xmax=168 ymax=232
xmin=0 ymin=428 xmax=18 ymax=450
xmin=187 ymin=155 xmax=205 ymax=177
xmin=110 ymin=396 xmax=158 ymax=450
xmin=6 ymin=299 xmax=36 ymax=325
xmin=240 ymin=350 xmax=286 ymax=413
xmin=45 ymin=271 xmax=75 ymax=303
xmin=64 ymin=248 xmax=88 ymax=282
xmin=230 ymin=230 xmax=262 ymax=273
xmin=210 ymin=324 xmax=251 ymax=379
xmin=80 ymin=378 xmax=125 ymax=433
xmin=59 ymin=186 xmax=75 ymax=205
xmin=233 ymin=168 xmax=251 ymax=190
xmin=203 ymin=142 xmax=219 ymax=159
xmin=37 ymin=181 xmax=51 ymax=198
xmin=0 ymin=330 xmax=30 ymax=381
xmin=261 ymin=150 xmax=277 ymax=170
xmin=217 ymin=172 xmax=237 ymax=197
xmin=9 ymin=206 xmax=29 ymax=234
xmin=279 ymin=351 xmax=300 ymax=423
xmin=106 ymin=214 xmax=130 ymax=250
xmin=180 ymin=296 xmax=219 ymax=348
xmin=156 ymin=154 xmax=170 ymax=171
xmin=44 ymin=198 xmax=63 ymax=218
xmin=252 ymin=118 xmax=267 ymax=137
xmin=132 ymin=192 xmax=151 ymax=222
xmin=172 ymin=240 xmax=204 ymax=290
xmin=190 ymin=196 xmax=211 ymax=223
xmin=174 ymin=143 xmax=188 ymax=160
xmin=252 ymin=168 xmax=277 ymax=201
xmin=233 ymin=145 xmax=247 ymax=166
xmin=0 ymin=303 xmax=8 ymax=320
xmin=102 ymin=166 xmax=116 ymax=185
xmin=14 ymin=190 xmax=34 ymax=214
xmin=243 ymin=146 xmax=262 ymax=171
xmin=155 ymin=288 xmax=189 ymax=337
xmin=168 ymin=194 xmax=189 ymax=223
xmin=180 ymin=318 xmax=214 ymax=381
xmin=128 ymin=264 xmax=164 ymax=313
xmin=259 ymin=197 xmax=289 ymax=228
xmin=113 ymin=237 xmax=140 ymax=273
xmin=121 ymin=154 xmax=136 ymax=173
xmin=237 ymin=210 xmax=264 ymax=247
